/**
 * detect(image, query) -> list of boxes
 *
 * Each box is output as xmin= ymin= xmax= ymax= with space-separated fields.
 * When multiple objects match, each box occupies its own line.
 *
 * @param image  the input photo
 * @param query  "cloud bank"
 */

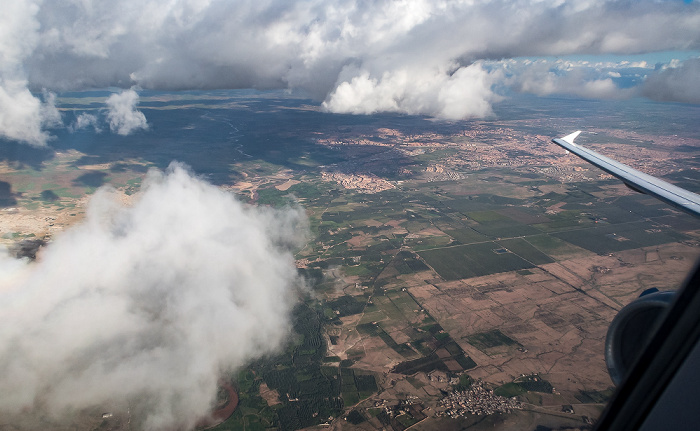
xmin=0 ymin=164 xmax=307 ymax=430
xmin=2 ymin=0 xmax=700 ymax=144
xmin=498 ymin=58 xmax=646 ymax=99
xmin=642 ymin=58 xmax=700 ymax=104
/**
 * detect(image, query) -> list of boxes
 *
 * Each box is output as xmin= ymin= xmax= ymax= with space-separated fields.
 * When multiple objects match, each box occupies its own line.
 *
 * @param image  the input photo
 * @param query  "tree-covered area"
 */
xmin=214 ymin=302 xmax=350 ymax=431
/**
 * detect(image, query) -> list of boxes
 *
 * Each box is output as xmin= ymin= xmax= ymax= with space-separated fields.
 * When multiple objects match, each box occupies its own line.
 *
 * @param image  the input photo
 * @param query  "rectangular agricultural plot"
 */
xmin=391 ymin=353 xmax=450 ymax=375
xmin=497 ymin=207 xmax=552 ymax=224
xmin=442 ymin=198 xmax=495 ymax=213
xmin=357 ymin=323 xmax=417 ymax=357
xmin=553 ymin=221 xmax=688 ymax=254
xmin=496 ymin=238 xmax=555 ymax=265
xmin=386 ymin=290 xmax=422 ymax=316
xmin=372 ymin=296 xmax=405 ymax=321
xmin=419 ymin=242 xmax=535 ymax=280
xmin=467 ymin=329 xmax=519 ymax=350
xmin=417 ymin=248 xmax=480 ymax=280
xmin=340 ymin=368 xmax=379 ymax=406
xmin=524 ymin=234 xmax=591 ymax=260
xmin=404 ymin=235 xmax=453 ymax=251
xmin=608 ymin=223 xmax=689 ymax=247
xmin=466 ymin=210 xmax=511 ymax=223
xmin=321 ymin=206 xmax=386 ymax=223
xmin=594 ymin=205 xmax=645 ymax=224
xmin=443 ymin=228 xmax=489 ymax=244
xmin=613 ymin=195 xmax=676 ymax=218
xmin=531 ymin=210 xmax=590 ymax=232
xmin=462 ymin=211 xmax=544 ymax=239
xmin=474 ymin=223 xmax=543 ymax=239
xmin=552 ymin=229 xmax=632 ymax=254
xmin=653 ymin=215 xmax=700 ymax=232
xmin=391 ymin=250 xmax=430 ymax=273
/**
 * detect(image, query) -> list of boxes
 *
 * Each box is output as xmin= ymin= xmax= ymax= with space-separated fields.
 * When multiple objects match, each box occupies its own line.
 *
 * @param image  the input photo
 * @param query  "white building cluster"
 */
xmin=437 ymin=380 xmax=522 ymax=418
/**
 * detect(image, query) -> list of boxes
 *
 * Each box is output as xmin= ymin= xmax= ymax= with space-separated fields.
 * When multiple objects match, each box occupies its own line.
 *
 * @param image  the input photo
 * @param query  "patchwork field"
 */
xmin=3 ymin=91 xmax=700 ymax=431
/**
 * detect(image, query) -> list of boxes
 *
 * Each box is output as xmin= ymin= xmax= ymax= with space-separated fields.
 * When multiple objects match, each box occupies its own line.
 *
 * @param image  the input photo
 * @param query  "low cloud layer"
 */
xmin=498 ymin=58 xmax=645 ymax=99
xmin=642 ymin=58 xmax=700 ymax=104
xmin=0 ymin=164 xmax=307 ymax=430
xmin=1 ymin=0 xmax=699 ymax=144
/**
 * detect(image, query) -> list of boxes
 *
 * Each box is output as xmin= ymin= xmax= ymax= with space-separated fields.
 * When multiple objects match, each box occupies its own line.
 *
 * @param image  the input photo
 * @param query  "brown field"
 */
xmin=406 ymin=241 xmax=698 ymax=402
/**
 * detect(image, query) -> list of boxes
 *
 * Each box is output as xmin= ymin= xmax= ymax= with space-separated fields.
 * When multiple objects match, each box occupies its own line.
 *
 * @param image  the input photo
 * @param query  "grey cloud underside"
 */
xmin=25 ymin=0 xmax=698 ymax=90
xmin=3 ymin=0 xmax=700 ymax=145
xmin=642 ymin=58 xmax=700 ymax=104
xmin=0 ymin=164 xmax=307 ymax=430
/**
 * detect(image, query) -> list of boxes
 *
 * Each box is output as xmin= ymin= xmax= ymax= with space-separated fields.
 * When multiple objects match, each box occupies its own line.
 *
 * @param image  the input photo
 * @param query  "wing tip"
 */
xmin=561 ymin=131 xmax=582 ymax=145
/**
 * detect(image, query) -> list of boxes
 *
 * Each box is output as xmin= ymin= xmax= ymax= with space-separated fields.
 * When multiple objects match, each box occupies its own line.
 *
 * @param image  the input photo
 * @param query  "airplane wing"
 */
xmin=552 ymin=131 xmax=700 ymax=218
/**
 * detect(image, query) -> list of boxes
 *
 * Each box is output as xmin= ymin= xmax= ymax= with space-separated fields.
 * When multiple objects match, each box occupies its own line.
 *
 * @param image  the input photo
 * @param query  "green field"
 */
xmin=443 ymin=228 xmax=489 ymax=244
xmin=496 ymin=238 xmax=555 ymax=265
xmin=494 ymin=382 xmax=526 ymax=398
xmin=340 ymin=368 xmax=378 ymax=406
xmin=524 ymin=234 xmax=590 ymax=259
xmin=532 ymin=210 xmax=590 ymax=231
xmin=386 ymin=290 xmax=422 ymax=316
xmin=552 ymin=221 xmax=686 ymax=254
xmin=467 ymin=330 xmax=518 ymax=350
xmin=466 ymin=210 xmax=511 ymax=223
xmin=404 ymin=235 xmax=453 ymax=251
xmin=419 ymin=242 xmax=535 ymax=280
xmin=474 ymin=223 xmax=542 ymax=239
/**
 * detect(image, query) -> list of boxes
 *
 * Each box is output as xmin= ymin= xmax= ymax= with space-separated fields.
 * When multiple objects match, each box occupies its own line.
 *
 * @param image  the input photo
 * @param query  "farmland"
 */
xmin=3 ymin=91 xmax=700 ymax=430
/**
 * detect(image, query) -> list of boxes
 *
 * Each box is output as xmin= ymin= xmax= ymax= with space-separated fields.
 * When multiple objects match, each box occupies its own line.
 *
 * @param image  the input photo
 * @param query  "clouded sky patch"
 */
xmin=1 ymin=0 xmax=699 ymax=144
xmin=642 ymin=57 xmax=700 ymax=104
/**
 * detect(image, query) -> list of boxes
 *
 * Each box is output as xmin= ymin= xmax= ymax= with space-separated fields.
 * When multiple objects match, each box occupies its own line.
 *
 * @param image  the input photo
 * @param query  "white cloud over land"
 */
xmin=70 ymin=112 xmax=102 ymax=133
xmin=0 ymin=164 xmax=307 ymax=430
xmin=0 ymin=81 xmax=55 ymax=146
xmin=322 ymin=63 xmax=501 ymax=120
xmin=106 ymin=88 xmax=148 ymax=135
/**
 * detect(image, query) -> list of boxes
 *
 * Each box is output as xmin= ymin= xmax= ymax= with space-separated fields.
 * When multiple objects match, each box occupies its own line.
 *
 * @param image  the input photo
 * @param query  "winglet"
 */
xmin=561 ymin=131 xmax=582 ymax=145
xmin=551 ymin=130 xmax=700 ymax=218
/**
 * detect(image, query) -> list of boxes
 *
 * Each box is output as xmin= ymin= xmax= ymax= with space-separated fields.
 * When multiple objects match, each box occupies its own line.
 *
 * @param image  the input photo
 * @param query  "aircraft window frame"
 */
xmin=595 ymin=259 xmax=700 ymax=430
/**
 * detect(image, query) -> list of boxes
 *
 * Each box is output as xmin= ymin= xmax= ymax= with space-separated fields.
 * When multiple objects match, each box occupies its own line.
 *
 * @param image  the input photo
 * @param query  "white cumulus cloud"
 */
xmin=0 ymin=0 xmax=62 ymax=146
xmin=0 ymin=81 xmax=50 ymax=146
xmin=323 ymin=63 xmax=500 ymax=119
xmin=70 ymin=112 xmax=102 ymax=133
xmin=0 ymin=163 xmax=307 ymax=430
xmin=105 ymin=88 xmax=148 ymax=135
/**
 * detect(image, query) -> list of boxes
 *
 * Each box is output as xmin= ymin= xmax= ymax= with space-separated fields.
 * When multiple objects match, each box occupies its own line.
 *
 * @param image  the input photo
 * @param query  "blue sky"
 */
xmin=521 ymin=51 xmax=700 ymax=65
